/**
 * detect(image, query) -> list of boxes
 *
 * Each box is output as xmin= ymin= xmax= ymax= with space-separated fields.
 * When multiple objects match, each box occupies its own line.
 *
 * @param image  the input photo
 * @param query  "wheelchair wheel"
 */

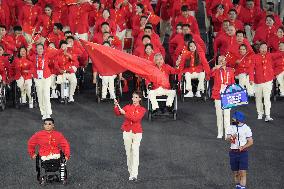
xmin=173 ymin=111 xmax=177 ymax=120
xmin=148 ymin=111 xmax=152 ymax=121
xmin=39 ymin=176 xmax=46 ymax=186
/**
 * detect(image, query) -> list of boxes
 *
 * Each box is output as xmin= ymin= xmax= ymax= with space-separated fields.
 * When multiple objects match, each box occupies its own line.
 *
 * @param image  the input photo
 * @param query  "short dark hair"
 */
xmin=228 ymin=9 xmax=237 ymax=14
xmin=142 ymin=35 xmax=151 ymax=41
xmin=145 ymin=43 xmax=153 ymax=50
xmin=54 ymin=23 xmax=63 ymax=31
xmin=181 ymin=5 xmax=189 ymax=12
xmin=43 ymin=118 xmax=54 ymax=124
xmin=45 ymin=4 xmax=53 ymax=9
xmin=266 ymin=15 xmax=275 ymax=22
xmin=136 ymin=3 xmax=144 ymax=11
xmin=64 ymin=31 xmax=72 ymax=36
xmin=13 ymin=25 xmax=22 ymax=32
xmin=144 ymin=25 xmax=153 ymax=31
xmin=18 ymin=46 xmax=27 ymax=58
xmin=184 ymin=34 xmax=193 ymax=42
xmin=236 ymin=30 xmax=245 ymax=36
xmin=59 ymin=40 xmax=68 ymax=48
xmin=101 ymin=22 xmax=110 ymax=27
xmin=102 ymin=41 xmax=111 ymax=46
xmin=239 ymin=44 xmax=247 ymax=50
xmin=140 ymin=15 xmax=148 ymax=20
xmin=0 ymin=25 xmax=6 ymax=30
xmin=182 ymin=23 xmax=190 ymax=28
xmin=259 ymin=41 xmax=268 ymax=47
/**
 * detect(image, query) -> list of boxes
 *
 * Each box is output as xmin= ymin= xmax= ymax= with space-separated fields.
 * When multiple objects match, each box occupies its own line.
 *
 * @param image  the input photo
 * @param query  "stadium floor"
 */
xmin=0 ymin=89 xmax=283 ymax=189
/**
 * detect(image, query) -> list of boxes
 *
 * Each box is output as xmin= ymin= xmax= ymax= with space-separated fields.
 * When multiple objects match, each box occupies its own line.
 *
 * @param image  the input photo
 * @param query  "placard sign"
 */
xmin=221 ymin=84 xmax=248 ymax=109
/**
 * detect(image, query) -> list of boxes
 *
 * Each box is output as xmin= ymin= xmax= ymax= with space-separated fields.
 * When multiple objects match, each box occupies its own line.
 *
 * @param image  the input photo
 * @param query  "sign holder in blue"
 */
xmin=221 ymin=84 xmax=249 ymax=110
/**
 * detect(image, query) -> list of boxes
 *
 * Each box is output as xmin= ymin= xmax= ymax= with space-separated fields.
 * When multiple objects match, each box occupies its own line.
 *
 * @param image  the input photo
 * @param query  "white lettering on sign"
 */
xmin=227 ymin=93 xmax=242 ymax=105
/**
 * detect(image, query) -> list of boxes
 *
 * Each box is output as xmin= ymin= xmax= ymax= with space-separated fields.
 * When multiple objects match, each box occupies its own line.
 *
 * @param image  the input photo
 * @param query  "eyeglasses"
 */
xmin=44 ymin=123 xmax=53 ymax=125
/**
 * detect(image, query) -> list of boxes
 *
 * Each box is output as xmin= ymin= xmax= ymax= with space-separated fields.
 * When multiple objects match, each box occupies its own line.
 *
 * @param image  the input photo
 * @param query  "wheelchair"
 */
xmin=75 ymin=67 xmax=85 ymax=94
xmin=0 ymin=81 xmax=7 ymax=111
xmin=13 ymin=79 xmax=38 ymax=109
xmin=180 ymin=73 xmax=210 ymax=102
xmin=272 ymin=79 xmax=284 ymax=101
xmin=36 ymin=152 xmax=67 ymax=186
xmin=147 ymin=75 xmax=178 ymax=121
xmin=95 ymin=75 xmax=122 ymax=103
xmin=59 ymin=79 xmax=70 ymax=104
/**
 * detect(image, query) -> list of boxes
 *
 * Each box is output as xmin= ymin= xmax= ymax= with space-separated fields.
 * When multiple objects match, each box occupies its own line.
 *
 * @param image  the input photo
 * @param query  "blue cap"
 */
xmin=232 ymin=111 xmax=245 ymax=122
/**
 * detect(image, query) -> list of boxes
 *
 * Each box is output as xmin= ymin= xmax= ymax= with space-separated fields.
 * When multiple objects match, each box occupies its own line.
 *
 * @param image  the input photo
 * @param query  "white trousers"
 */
xmin=123 ymin=131 xmax=142 ymax=178
xmin=78 ymin=33 xmax=88 ymax=41
xmin=35 ymin=77 xmax=52 ymax=116
xmin=100 ymin=75 xmax=116 ymax=99
xmin=214 ymin=100 xmax=231 ymax=137
xmin=16 ymin=77 xmax=32 ymax=103
xmin=276 ymin=71 xmax=284 ymax=94
xmin=50 ymin=74 xmax=57 ymax=90
xmin=236 ymin=73 xmax=254 ymax=96
xmin=56 ymin=73 xmax=77 ymax=97
xmin=184 ymin=72 xmax=205 ymax=92
xmin=254 ymin=80 xmax=273 ymax=116
xmin=148 ymin=87 xmax=176 ymax=110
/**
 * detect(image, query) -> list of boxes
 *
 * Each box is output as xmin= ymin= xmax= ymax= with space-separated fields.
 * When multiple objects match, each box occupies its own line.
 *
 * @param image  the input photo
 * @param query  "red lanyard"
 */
xmin=220 ymin=68 xmax=229 ymax=85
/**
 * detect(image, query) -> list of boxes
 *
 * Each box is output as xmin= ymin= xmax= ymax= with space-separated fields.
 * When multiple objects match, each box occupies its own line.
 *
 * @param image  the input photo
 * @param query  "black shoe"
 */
xmin=132 ymin=177 xmax=138 ymax=182
xmin=152 ymin=109 xmax=158 ymax=115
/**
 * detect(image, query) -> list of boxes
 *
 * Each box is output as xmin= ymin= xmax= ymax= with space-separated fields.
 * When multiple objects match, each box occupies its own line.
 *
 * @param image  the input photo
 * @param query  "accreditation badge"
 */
xmin=37 ymin=70 xmax=43 ymax=79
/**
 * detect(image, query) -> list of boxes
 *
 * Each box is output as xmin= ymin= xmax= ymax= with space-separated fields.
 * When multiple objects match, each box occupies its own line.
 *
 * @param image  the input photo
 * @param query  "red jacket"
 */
xmin=11 ymin=34 xmax=28 ymax=50
xmin=0 ymin=34 xmax=16 ymax=55
xmin=29 ymin=48 xmax=62 ymax=79
xmin=94 ymin=17 xmax=116 ymax=34
xmin=68 ymin=2 xmax=93 ymax=34
xmin=272 ymin=52 xmax=284 ymax=76
xmin=133 ymin=44 xmax=160 ymax=57
xmin=46 ymin=31 xmax=65 ymax=49
xmin=239 ymin=0 xmax=260 ymax=8
xmin=0 ymin=2 xmax=11 ymax=29
xmin=238 ymin=6 xmax=261 ymax=27
xmin=229 ymin=19 xmax=244 ymax=31
xmin=235 ymin=55 xmax=253 ymax=76
xmin=174 ymin=15 xmax=200 ymax=35
xmin=114 ymin=104 xmax=146 ymax=134
xmin=179 ymin=51 xmax=210 ymax=80
xmin=18 ymin=3 xmax=42 ymax=35
xmin=227 ymin=38 xmax=254 ymax=57
xmin=206 ymin=0 xmax=233 ymax=17
xmin=212 ymin=12 xmax=228 ymax=32
xmin=0 ymin=59 xmax=6 ymax=82
xmin=214 ymin=34 xmax=236 ymax=56
xmin=155 ymin=0 xmax=171 ymax=20
xmin=0 ymin=56 xmax=11 ymax=83
xmin=211 ymin=67 xmax=235 ymax=100
xmin=13 ymin=57 xmax=34 ymax=80
xmin=56 ymin=52 xmax=76 ymax=73
xmin=28 ymin=130 xmax=70 ymax=159
xmin=170 ymin=0 xmax=198 ymax=19
xmin=253 ymin=25 xmax=277 ymax=43
xmin=36 ymin=13 xmax=60 ymax=37
xmin=267 ymin=35 xmax=284 ymax=53
xmin=249 ymin=53 xmax=275 ymax=84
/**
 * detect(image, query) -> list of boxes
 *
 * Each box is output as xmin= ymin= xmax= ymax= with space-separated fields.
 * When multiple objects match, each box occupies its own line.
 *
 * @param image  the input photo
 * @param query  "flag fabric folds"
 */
xmin=80 ymin=39 xmax=170 ymax=88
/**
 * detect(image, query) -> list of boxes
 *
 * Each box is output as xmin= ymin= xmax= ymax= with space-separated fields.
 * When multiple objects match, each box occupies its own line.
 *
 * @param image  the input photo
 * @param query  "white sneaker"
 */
xmin=195 ymin=91 xmax=201 ymax=97
xmin=129 ymin=177 xmax=134 ymax=181
xmin=29 ymin=103 xmax=33 ymax=109
xmin=21 ymin=97 xmax=27 ymax=104
xmin=217 ymin=134 xmax=223 ymax=139
xmin=184 ymin=91 xmax=194 ymax=97
xmin=280 ymin=92 xmax=284 ymax=97
xmin=265 ymin=116 xmax=273 ymax=122
xmin=42 ymin=115 xmax=46 ymax=120
xmin=51 ymin=90 xmax=58 ymax=98
xmin=68 ymin=96 xmax=74 ymax=102
xmin=257 ymin=114 xmax=263 ymax=120
xmin=45 ymin=114 xmax=51 ymax=119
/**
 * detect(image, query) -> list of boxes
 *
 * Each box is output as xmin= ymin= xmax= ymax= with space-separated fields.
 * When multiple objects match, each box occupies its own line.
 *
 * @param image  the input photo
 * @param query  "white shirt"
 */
xmin=226 ymin=124 xmax=252 ymax=149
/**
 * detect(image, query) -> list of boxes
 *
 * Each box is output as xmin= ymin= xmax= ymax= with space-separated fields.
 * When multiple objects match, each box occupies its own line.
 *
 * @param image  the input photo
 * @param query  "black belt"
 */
xmin=230 ymin=149 xmax=247 ymax=152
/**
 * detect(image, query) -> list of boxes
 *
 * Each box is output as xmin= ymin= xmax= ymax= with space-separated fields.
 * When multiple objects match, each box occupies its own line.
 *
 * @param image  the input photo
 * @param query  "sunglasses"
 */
xmin=44 ymin=123 xmax=53 ymax=125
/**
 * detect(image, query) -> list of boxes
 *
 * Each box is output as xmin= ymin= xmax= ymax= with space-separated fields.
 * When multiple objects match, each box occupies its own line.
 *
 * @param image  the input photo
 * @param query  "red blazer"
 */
xmin=0 ymin=56 xmax=11 ymax=83
xmin=35 ymin=13 xmax=60 ymax=37
xmin=155 ymin=0 xmax=171 ymax=20
xmin=229 ymin=19 xmax=244 ymax=31
xmin=28 ymin=130 xmax=70 ymax=159
xmin=211 ymin=67 xmax=235 ymax=100
xmin=272 ymin=52 xmax=284 ymax=76
xmin=179 ymin=51 xmax=210 ymax=79
xmin=253 ymin=25 xmax=277 ymax=43
xmin=56 ymin=53 xmax=76 ymax=74
xmin=114 ymin=104 xmax=146 ymax=134
xmin=174 ymin=15 xmax=200 ymax=35
xmin=238 ymin=6 xmax=261 ymax=27
xmin=214 ymin=34 xmax=236 ymax=56
xmin=13 ymin=57 xmax=33 ymax=80
xmin=0 ymin=60 xmax=6 ymax=82
xmin=68 ymin=3 xmax=93 ymax=34
xmin=267 ymin=35 xmax=284 ymax=53
xmin=11 ymin=34 xmax=28 ymax=50
xmin=0 ymin=34 xmax=16 ymax=55
xmin=0 ymin=2 xmax=11 ymax=29
xmin=239 ymin=0 xmax=260 ymax=8
xmin=206 ymin=0 xmax=233 ymax=17
xmin=46 ymin=31 xmax=65 ymax=49
xmin=235 ymin=55 xmax=253 ymax=76
xmin=249 ymin=53 xmax=275 ymax=84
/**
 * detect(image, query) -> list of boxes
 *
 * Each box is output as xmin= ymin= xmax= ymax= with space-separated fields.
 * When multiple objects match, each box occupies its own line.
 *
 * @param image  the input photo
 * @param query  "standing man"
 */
xmin=249 ymin=42 xmax=274 ymax=122
xmin=211 ymin=56 xmax=235 ymax=139
xmin=226 ymin=111 xmax=253 ymax=189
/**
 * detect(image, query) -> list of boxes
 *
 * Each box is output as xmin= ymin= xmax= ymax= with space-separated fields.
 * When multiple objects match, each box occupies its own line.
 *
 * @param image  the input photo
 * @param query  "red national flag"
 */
xmin=224 ymin=51 xmax=239 ymax=67
xmin=148 ymin=14 xmax=160 ymax=25
xmin=80 ymin=39 xmax=170 ymax=88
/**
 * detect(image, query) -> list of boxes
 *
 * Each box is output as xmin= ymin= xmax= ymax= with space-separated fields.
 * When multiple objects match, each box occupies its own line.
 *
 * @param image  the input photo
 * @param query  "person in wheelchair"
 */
xmin=56 ymin=40 xmax=78 ymax=103
xmin=179 ymin=41 xmax=210 ymax=97
xmin=12 ymin=46 xmax=34 ymax=108
xmin=28 ymin=118 xmax=70 ymax=183
xmin=148 ymin=53 xmax=180 ymax=114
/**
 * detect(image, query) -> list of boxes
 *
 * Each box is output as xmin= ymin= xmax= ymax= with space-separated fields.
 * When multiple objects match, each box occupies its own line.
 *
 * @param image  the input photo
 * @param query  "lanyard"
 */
xmin=36 ymin=54 xmax=45 ymax=70
xmin=220 ymin=68 xmax=229 ymax=85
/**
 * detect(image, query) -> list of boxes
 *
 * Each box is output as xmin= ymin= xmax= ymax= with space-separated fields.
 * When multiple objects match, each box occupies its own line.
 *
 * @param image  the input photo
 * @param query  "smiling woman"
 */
xmin=113 ymin=91 xmax=146 ymax=182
